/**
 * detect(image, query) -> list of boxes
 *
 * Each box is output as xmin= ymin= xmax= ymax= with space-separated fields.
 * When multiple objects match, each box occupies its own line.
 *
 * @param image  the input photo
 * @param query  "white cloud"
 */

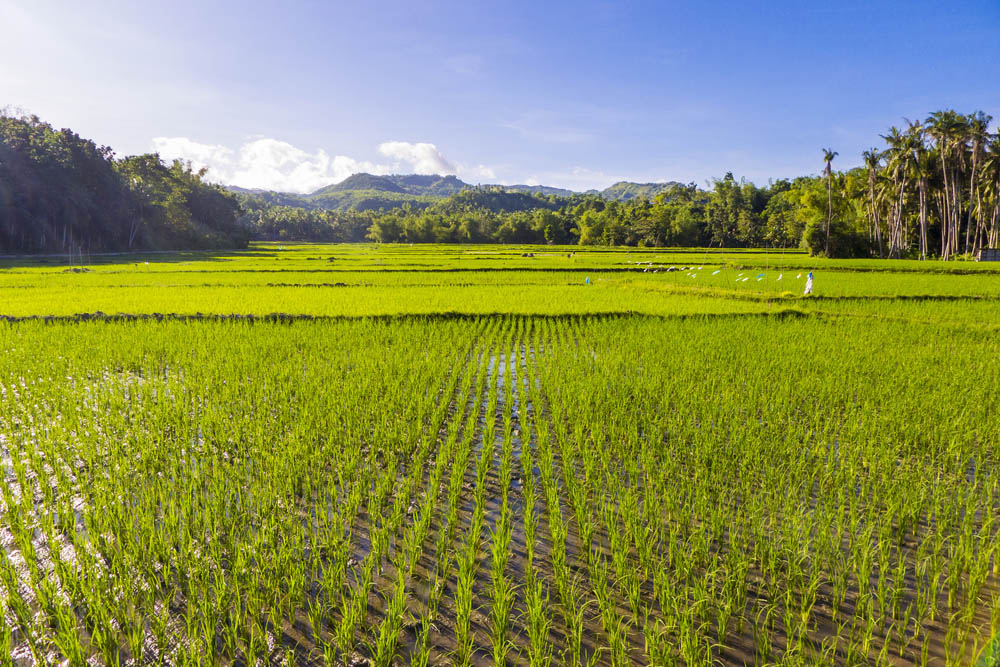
xmin=457 ymin=163 xmax=497 ymax=182
xmin=378 ymin=141 xmax=456 ymax=175
xmin=152 ymin=136 xmax=387 ymax=193
xmin=149 ymin=134 xmax=641 ymax=194
xmin=151 ymin=136 xmax=489 ymax=193
xmin=152 ymin=136 xmax=234 ymax=167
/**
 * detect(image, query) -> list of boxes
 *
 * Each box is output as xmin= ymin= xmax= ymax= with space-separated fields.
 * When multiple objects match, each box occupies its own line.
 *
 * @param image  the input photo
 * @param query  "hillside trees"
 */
xmin=0 ymin=112 xmax=250 ymax=253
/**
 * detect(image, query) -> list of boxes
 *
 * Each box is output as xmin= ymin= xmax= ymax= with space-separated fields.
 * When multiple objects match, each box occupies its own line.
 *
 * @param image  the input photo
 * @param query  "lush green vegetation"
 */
xmin=0 ymin=113 xmax=251 ymax=254
xmin=7 ymin=109 xmax=998 ymax=259
xmin=238 ymin=109 xmax=1000 ymax=259
xmin=0 ymin=243 xmax=998 ymax=665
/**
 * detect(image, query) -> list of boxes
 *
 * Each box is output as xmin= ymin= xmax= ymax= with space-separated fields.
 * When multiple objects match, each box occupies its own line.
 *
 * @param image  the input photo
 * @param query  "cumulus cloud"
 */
xmin=151 ymin=136 xmax=483 ymax=193
xmin=377 ymin=141 xmax=456 ymax=175
xmin=151 ymin=136 xmax=384 ymax=193
xmin=457 ymin=163 xmax=497 ymax=182
xmin=151 ymin=137 xmax=234 ymax=167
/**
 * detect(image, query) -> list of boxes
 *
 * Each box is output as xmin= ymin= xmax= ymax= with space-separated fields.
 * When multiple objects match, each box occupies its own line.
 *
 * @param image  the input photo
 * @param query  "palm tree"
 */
xmin=822 ymin=148 xmax=838 ymax=255
xmin=861 ymin=149 xmax=883 ymax=257
xmin=880 ymin=127 xmax=909 ymax=257
xmin=900 ymin=120 xmax=933 ymax=259
xmin=926 ymin=110 xmax=967 ymax=258
xmin=982 ymin=135 xmax=1000 ymax=249
xmin=966 ymin=111 xmax=992 ymax=254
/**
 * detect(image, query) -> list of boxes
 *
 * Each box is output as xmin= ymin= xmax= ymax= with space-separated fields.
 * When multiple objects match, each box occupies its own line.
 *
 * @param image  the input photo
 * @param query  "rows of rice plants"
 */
xmin=7 ymin=242 xmax=1000 ymax=326
xmin=529 ymin=315 xmax=999 ymax=665
xmin=0 ymin=310 xmax=997 ymax=665
xmin=0 ymin=283 xmax=785 ymax=319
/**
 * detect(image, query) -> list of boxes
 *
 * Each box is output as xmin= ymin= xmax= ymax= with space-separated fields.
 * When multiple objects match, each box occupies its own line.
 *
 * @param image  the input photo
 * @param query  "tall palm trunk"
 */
xmin=951 ymin=176 xmax=961 ymax=257
xmin=939 ymin=145 xmax=951 ymax=259
xmin=822 ymin=148 xmax=837 ymax=256
xmin=825 ymin=175 xmax=832 ymax=255
xmin=966 ymin=151 xmax=979 ymax=253
xmin=868 ymin=178 xmax=883 ymax=258
xmin=990 ymin=202 xmax=999 ymax=249
xmin=917 ymin=177 xmax=928 ymax=259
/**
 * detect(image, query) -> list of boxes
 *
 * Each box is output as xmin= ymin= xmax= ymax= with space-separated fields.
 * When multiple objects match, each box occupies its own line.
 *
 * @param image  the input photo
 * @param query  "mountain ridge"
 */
xmin=226 ymin=173 xmax=686 ymax=211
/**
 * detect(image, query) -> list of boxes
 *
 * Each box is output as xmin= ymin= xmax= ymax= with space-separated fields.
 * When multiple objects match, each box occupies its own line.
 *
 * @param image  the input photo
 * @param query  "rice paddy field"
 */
xmin=1 ymin=243 xmax=999 ymax=666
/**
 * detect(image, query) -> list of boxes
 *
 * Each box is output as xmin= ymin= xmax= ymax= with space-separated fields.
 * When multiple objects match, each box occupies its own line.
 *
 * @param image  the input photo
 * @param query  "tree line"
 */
xmin=0 ymin=112 xmax=251 ymax=254
xmin=239 ymin=175 xmax=861 ymax=254
xmin=241 ymin=109 xmax=1000 ymax=258
xmin=4 ymin=109 xmax=998 ymax=257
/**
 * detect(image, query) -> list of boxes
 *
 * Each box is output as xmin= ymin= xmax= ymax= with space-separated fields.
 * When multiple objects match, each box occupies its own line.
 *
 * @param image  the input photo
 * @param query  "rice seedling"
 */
xmin=0 ymin=244 xmax=998 ymax=665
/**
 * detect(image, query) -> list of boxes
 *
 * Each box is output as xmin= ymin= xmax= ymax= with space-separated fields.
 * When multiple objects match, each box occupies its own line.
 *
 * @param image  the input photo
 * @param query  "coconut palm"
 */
xmin=982 ymin=135 xmax=1000 ymax=249
xmin=926 ymin=110 xmax=968 ymax=258
xmin=966 ymin=111 xmax=992 ymax=253
xmin=880 ymin=128 xmax=910 ymax=257
xmin=862 ymin=149 xmax=884 ymax=257
xmin=822 ymin=148 xmax=838 ymax=255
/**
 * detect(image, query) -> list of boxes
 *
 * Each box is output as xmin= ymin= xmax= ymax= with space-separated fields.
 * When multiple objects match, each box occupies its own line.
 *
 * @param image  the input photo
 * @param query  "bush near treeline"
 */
xmin=0 ymin=113 xmax=252 ymax=254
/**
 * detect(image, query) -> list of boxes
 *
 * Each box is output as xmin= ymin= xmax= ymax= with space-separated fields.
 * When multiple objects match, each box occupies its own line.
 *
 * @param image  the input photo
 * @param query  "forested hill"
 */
xmin=225 ymin=175 xmax=684 ymax=212
xmin=592 ymin=181 xmax=685 ymax=200
xmin=0 ymin=113 xmax=251 ymax=254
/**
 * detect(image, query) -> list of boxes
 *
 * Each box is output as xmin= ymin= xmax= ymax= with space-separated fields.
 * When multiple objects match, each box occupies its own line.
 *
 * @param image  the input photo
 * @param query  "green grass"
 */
xmin=4 ymin=242 xmax=1000 ymax=321
xmin=0 ymin=242 xmax=998 ymax=665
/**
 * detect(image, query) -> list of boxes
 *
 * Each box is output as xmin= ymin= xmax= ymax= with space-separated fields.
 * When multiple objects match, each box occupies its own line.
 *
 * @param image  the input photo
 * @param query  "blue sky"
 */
xmin=3 ymin=0 xmax=998 ymax=192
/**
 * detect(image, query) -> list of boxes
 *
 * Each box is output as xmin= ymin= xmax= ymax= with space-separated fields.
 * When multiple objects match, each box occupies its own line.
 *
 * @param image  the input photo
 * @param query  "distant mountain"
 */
xmin=227 ymin=174 xmax=689 ymax=211
xmin=432 ymin=189 xmax=562 ymax=214
xmin=387 ymin=174 xmax=468 ymax=196
xmin=226 ymin=186 xmax=314 ymax=208
xmin=591 ymin=181 xmax=685 ymax=201
xmin=315 ymin=173 xmax=469 ymax=197
xmin=309 ymin=189 xmax=440 ymax=212
xmin=320 ymin=173 xmax=407 ymax=194
xmin=500 ymin=184 xmax=577 ymax=197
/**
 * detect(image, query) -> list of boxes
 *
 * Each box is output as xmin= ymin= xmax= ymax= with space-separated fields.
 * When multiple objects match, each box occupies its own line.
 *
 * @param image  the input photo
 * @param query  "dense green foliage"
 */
xmin=231 ymin=175 xmax=668 ymax=213
xmin=0 ymin=243 xmax=998 ymax=665
xmin=0 ymin=113 xmax=251 ymax=253
xmin=318 ymin=173 xmax=468 ymax=196
xmin=243 ymin=177 xmax=852 ymax=251
xmin=5 ymin=109 xmax=999 ymax=260
xmin=238 ymin=109 xmax=1000 ymax=259
xmin=595 ymin=180 xmax=685 ymax=201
